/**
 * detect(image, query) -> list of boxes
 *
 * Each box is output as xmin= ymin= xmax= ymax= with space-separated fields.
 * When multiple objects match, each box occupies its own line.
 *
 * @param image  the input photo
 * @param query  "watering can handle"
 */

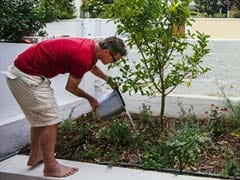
xmin=114 ymin=88 xmax=125 ymax=107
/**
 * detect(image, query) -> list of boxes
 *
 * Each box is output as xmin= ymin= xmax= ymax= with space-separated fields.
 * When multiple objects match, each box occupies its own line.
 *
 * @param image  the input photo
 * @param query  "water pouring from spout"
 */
xmin=96 ymin=89 xmax=138 ymax=133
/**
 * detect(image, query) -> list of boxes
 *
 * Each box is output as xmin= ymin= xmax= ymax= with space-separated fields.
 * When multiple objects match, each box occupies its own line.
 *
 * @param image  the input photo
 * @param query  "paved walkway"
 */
xmin=0 ymin=155 xmax=222 ymax=180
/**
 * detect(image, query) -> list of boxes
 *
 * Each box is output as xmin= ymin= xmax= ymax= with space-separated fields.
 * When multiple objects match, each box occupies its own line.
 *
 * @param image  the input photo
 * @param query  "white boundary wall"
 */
xmin=1 ymin=18 xmax=240 ymax=160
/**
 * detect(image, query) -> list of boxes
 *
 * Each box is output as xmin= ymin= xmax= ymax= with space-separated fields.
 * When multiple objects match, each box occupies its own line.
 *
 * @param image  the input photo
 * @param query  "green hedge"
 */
xmin=0 ymin=0 xmax=76 ymax=42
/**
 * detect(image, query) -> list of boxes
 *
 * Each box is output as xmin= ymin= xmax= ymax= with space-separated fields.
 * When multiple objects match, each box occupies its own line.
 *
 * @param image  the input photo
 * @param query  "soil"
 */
xmin=20 ymin=111 xmax=240 ymax=178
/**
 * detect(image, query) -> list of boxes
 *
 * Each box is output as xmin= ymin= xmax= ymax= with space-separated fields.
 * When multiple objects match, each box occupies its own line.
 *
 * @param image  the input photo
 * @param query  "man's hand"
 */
xmin=106 ymin=76 xmax=119 ymax=89
xmin=88 ymin=98 xmax=100 ymax=111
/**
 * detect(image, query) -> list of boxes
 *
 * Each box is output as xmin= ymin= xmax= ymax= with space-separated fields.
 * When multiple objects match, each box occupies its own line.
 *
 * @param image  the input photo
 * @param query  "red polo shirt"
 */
xmin=14 ymin=38 xmax=96 ymax=79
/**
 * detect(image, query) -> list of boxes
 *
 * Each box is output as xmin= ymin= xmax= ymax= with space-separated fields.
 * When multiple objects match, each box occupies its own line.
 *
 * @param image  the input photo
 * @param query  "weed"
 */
xmin=219 ymin=144 xmax=240 ymax=177
xmin=142 ymin=142 xmax=175 ymax=170
xmin=59 ymin=119 xmax=74 ymax=133
xmin=167 ymin=110 xmax=212 ymax=172
xmin=221 ymin=159 xmax=240 ymax=178
xmin=96 ymin=119 xmax=135 ymax=147
xmin=219 ymin=86 xmax=240 ymax=129
xmin=208 ymin=105 xmax=227 ymax=137
xmin=82 ymin=144 xmax=101 ymax=160
xmin=139 ymin=103 xmax=152 ymax=122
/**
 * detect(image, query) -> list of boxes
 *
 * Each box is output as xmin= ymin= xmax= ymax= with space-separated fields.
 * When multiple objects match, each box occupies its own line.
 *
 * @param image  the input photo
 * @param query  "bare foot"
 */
xmin=44 ymin=161 xmax=79 ymax=178
xmin=27 ymin=151 xmax=43 ymax=166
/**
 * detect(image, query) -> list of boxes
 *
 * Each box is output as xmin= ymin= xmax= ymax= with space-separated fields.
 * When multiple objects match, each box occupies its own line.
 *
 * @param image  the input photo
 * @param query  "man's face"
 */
xmin=101 ymin=49 xmax=121 ymax=64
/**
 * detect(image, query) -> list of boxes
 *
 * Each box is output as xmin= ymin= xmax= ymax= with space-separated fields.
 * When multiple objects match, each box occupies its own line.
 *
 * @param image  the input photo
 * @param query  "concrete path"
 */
xmin=0 ymin=155 xmax=222 ymax=180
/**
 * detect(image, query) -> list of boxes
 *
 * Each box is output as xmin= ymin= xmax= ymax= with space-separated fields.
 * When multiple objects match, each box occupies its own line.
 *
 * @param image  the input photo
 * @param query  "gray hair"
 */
xmin=99 ymin=36 xmax=127 ymax=56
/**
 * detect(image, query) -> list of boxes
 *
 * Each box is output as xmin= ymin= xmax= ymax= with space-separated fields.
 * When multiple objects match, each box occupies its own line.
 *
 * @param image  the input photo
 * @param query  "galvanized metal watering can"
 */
xmin=96 ymin=88 xmax=125 ymax=119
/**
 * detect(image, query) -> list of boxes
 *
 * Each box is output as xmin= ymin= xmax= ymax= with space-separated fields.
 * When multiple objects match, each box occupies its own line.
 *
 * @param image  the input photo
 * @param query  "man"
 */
xmin=5 ymin=36 xmax=127 ymax=177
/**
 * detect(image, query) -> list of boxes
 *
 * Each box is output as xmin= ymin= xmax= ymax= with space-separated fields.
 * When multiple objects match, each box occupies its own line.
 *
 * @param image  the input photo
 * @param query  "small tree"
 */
xmin=106 ymin=0 xmax=210 ymax=130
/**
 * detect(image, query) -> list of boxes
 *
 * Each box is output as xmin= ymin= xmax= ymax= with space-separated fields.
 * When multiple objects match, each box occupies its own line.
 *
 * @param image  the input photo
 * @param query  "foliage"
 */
xmin=107 ymin=0 xmax=210 ymax=130
xmin=142 ymin=142 xmax=175 ymax=170
xmin=219 ymin=86 xmax=240 ymax=129
xmin=213 ymin=13 xmax=227 ymax=18
xmin=220 ymin=148 xmax=240 ymax=177
xmin=0 ymin=0 xmax=46 ymax=42
xmin=59 ymin=117 xmax=93 ymax=136
xmin=81 ymin=0 xmax=113 ymax=18
xmin=232 ymin=10 xmax=240 ymax=18
xmin=81 ymin=0 xmax=240 ymax=18
xmin=81 ymin=144 xmax=101 ymax=160
xmin=0 ymin=0 xmax=75 ymax=42
xmin=96 ymin=119 xmax=137 ymax=166
xmin=193 ymin=0 xmax=223 ymax=17
xmin=221 ymin=159 xmax=240 ymax=177
xmin=167 ymin=111 xmax=212 ymax=172
xmin=142 ymin=110 xmax=212 ymax=172
xmin=138 ymin=104 xmax=153 ymax=122
xmin=194 ymin=0 xmax=240 ymax=17
xmin=38 ymin=0 xmax=76 ymax=22
xmin=208 ymin=105 xmax=228 ymax=137
xmin=22 ymin=110 xmax=240 ymax=177
xmin=97 ymin=119 xmax=135 ymax=147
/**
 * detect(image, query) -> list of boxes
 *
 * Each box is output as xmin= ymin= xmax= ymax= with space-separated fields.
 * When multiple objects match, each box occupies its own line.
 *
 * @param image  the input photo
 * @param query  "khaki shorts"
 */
xmin=5 ymin=64 xmax=62 ymax=127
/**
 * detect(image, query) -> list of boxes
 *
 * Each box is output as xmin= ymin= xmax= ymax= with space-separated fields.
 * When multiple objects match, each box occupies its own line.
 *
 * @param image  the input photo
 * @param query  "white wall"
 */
xmin=45 ymin=19 xmax=117 ymax=38
xmin=1 ymin=18 xmax=240 ymax=160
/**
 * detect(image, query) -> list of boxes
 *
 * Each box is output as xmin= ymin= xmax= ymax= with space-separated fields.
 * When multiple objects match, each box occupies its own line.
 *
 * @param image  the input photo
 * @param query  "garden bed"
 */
xmin=20 ymin=105 xmax=240 ymax=179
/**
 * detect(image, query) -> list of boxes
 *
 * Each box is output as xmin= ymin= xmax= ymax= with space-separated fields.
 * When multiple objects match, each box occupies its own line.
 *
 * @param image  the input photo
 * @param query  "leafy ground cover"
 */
xmin=20 ymin=104 xmax=240 ymax=179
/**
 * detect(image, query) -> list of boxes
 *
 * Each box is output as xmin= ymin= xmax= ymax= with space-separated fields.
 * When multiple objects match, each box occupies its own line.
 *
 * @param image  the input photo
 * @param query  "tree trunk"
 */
xmin=172 ymin=23 xmax=185 ymax=36
xmin=160 ymin=93 xmax=166 ymax=131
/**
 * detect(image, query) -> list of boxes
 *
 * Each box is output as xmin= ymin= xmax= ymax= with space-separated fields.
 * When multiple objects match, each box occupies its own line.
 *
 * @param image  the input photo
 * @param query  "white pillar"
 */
xmin=74 ymin=0 xmax=83 ymax=19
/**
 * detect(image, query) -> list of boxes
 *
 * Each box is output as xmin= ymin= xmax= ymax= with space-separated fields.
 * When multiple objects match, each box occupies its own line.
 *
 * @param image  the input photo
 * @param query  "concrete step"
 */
xmin=0 ymin=155 xmax=222 ymax=180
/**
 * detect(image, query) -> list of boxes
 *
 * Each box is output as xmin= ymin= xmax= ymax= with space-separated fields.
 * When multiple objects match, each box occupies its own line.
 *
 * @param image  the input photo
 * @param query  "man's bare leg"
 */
xmin=27 ymin=127 xmax=44 ymax=166
xmin=40 ymin=123 xmax=79 ymax=177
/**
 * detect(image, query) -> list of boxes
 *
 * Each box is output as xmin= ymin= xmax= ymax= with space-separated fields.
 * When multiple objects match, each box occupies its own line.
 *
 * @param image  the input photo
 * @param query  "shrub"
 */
xmin=219 ymin=86 xmax=240 ymax=129
xmin=232 ymin=11 xmax=240 ymax=18
xmin=142 ymin=142 xmax=175 ymax=170
xmin=213 ymin=13 xmax=227 ymax=18
xmin=167 ymin=112 xmax=212 ymax=172
xmin=220 ymin=144 xmax=240 ymax=177
xmin=81 ymin=0 xmax=112 ymax=18
xmin=97 ymin=119 xmax=135 ymax=147
xmin=59 ymin=118 xmax=93 ymax=136
xmin=208 ymin=105 xmax=227 ymax=137
xmin=0 ymin=0 xmax=76 ymax=42
xmin=0 ymin=0 xmax=46 ymax=42
xmin=221 ymin=159 xmax=240 ymax=178
xmin=38 ymin=0 xmax=76 ymax=22
xmin=139 ymin=104 xmax=152 ymax=122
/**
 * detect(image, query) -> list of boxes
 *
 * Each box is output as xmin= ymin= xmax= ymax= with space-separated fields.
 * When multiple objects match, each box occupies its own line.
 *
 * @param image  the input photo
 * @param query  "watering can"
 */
xmin=96 ymin=88 xmax=125 ymax=119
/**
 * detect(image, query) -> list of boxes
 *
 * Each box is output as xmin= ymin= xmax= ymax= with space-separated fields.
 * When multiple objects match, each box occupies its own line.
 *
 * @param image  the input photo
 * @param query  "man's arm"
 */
xmin=65 ymin=74 xmax=99 ymax=109
xmin=90 ymin=65 xmax=108 ymax=81
xmin=91 ymin=64 xmax=119 ymax=89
